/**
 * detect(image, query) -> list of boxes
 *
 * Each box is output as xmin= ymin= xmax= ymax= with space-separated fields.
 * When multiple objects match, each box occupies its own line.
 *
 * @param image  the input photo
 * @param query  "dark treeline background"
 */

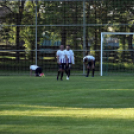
xmin=0 ymin=0 xmax=134 ymax=75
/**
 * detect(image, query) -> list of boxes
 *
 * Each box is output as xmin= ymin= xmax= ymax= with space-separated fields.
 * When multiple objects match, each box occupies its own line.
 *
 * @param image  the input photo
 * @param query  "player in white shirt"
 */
xmin=64 ymin=45 xmax=71 ymax=80
xmin=69 ymin=46 xmax=75 ymax=65
xmin=56 ymin=45 xmax=66 ymax=80
xmin=83 ymin=53 xmax=95 ymax=77
xmin=30 ymin=65 xmax=44 ymax=77
xmin=64 ymin=45 xmax=75 ymax=80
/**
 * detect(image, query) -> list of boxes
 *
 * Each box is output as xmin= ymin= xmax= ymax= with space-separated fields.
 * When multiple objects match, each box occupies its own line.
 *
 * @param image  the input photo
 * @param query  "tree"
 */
xmin=38 ymin=1 xmax=83 ymax=47
xmin=0 ymin=0 xmax=36 ymax=60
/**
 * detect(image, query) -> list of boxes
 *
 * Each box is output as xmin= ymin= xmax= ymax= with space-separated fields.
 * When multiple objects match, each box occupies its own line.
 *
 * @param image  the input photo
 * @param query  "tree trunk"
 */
xmin=121 ymin=36 xmax=126 ymax=62
xmin=16 ymin=13 xmax=20 ymax=62
xmin=15 ymin=1 xmax=25 ymax=62
xmin=61 ymin=2 xmax=66 ymax=46
xmin=86 ymin=3 xmax=90 ymax=53
xmin=127 ymin=24 xmax=134 ymax=63
xmin=127 ymin=35 xmax=134 ymax=63
xmin=61 ymin=28 xmax=66 ymax=46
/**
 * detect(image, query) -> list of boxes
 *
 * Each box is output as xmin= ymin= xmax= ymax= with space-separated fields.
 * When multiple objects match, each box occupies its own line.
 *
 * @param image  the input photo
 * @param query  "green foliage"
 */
xmin=0 ymin=0 xmax=134 ymax=61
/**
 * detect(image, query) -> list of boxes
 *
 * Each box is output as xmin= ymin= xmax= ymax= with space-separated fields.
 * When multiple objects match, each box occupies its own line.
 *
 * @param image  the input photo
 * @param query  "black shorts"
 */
xmin=58 ymin=63 xmax=65 ymax=70
xmin=35 ymin=67 xmax=42 ymax=76
xmin=88 ymin=60 xmax=95 ymax=67
xmin=65 ymin=63 xmax=72 ymax=70
xmin=69 ymin=63 xmax=72 ymax=69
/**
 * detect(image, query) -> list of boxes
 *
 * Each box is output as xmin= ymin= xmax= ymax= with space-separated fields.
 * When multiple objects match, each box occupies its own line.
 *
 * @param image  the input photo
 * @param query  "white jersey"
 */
xmin=30 ymin=65 xmax=39 ymax=70
xmin=69 ymin=49 xmax=75 ymax=64
xmin=56 ymin=50 xmax=65 ymax=63
xmin=64 ymin=50 xmax=71 ymax=63
xmin=83 ymin=55 xmax=95 ymax=62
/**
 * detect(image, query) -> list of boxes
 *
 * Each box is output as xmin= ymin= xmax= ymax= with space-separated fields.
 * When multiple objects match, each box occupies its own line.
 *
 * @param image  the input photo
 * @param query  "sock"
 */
xmin=61 ymin=72 xmax=64 ymax=80
xmin=87 ymin=69 xmax=90 ymax=77
xmin=65 ymin=70 xmax=69 ymax=77
xmin=92 ymin=69 xmax=95 ymax=77
xmin=57 ymin=71 xmax=60 ymax=79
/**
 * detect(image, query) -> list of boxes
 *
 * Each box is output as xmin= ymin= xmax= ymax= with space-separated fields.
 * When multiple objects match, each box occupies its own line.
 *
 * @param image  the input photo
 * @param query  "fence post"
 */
xmin=101 ymin=33 xmax=103 ymax=76
xmin=83 ymin=0 xmax=86 ymax=75
xmin=35 ymin=0 xmax=38 ymax=65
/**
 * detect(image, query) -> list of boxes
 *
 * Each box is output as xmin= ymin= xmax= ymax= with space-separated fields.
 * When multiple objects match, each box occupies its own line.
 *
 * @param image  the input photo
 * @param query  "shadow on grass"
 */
xmin=0 ymin=114 xmax=134 ymax=134
xmin=0 ymin=76 xmax=134 ymax=108
xmin=1 ymin=87 xmax=134 ymax=108
xmin=1 ymin=76 xmax=134 ymax=134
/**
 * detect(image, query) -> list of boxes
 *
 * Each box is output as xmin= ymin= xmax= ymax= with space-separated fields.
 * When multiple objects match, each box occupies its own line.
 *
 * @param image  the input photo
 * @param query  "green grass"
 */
xmin=0 ymin=76 xmax=134 ymax=134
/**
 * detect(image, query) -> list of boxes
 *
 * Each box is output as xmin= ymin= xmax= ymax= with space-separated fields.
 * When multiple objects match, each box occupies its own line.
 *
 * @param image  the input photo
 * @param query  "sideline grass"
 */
xmin=0 ymin=76 xmax=134 ymax=134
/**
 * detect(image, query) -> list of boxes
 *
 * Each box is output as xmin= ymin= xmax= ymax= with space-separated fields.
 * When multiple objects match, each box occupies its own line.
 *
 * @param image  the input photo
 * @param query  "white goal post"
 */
xmin=100 ymin=32 xmax=134 ymax=76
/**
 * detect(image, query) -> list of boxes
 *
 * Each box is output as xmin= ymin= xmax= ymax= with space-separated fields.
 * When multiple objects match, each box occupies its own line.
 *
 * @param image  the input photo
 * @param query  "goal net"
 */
xmin=101 ymin=32 xmax=134 ymax=76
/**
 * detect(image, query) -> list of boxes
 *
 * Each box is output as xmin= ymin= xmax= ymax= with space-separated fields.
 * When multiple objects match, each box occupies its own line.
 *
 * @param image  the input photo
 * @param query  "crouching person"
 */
xmin=83 ymin=54 xmax=95 ymax=77
xmin=30 ymin=65 xmax=44 ymax=77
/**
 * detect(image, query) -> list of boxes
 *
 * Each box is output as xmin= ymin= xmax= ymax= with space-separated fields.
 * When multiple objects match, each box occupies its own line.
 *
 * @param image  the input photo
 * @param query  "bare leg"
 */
xmin=91 ymin=64 xmax=95 ymax=77
xmin=61 ymin=71 xmax=64 ymax=80
xmin=86 ymin=65 xmax=90 ymax=77
xmin=57 ymin=70 xmax=61 ymax=80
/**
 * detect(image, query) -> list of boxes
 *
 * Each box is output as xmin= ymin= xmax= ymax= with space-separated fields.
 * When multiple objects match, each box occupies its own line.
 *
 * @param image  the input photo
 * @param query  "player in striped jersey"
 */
xmin=83 ymin=54 xmax=95 ymax=77
xmin=56 ymin=45 xmax=66 ymax=80
xmin=68 ymin=45 xmax=75 ymax=77
xmin=64 ymin=45 xmax=75 ymax=80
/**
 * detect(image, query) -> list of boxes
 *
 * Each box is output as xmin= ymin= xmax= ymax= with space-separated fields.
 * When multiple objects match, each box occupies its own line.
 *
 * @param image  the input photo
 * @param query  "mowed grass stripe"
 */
xmin=0 ymin=76 xmax=134 ymax=134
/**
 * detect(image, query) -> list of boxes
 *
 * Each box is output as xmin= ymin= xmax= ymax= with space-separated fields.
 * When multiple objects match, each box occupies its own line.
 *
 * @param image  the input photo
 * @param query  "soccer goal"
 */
xmin=101 ymin=32 xmax=134 ymax=76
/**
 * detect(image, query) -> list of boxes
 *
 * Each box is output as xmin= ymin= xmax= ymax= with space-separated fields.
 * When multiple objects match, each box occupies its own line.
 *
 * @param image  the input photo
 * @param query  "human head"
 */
xmin=84 ymin=58 xmax=88 ymax=63
xmin=60 ymin=45 xmax=64 ymax=50
xmin=66 ymin=45 xmax=70 ymax=50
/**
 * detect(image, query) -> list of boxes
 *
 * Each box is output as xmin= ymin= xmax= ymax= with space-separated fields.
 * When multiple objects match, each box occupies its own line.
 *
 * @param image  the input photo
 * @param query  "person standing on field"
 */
xmin=64 ymin=45 xmax=75 ymax=80
xmin=83 ymin=53 xmax=95 ymax=77
xmin=64 ymin=45 xmax=71 ymax=80
xmin=56 ymin=45 xmax=66 ymax=81
xmin=69 ymin=45 xmax=75 ymax=76
xmin=30 ymin=65 xmax=44 ymax=77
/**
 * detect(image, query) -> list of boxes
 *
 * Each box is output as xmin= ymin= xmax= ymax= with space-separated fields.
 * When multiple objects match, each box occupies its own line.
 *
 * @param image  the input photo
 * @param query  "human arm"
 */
xmin=65 ymin=54 xmax=68 ymax=65
xmin=83 ymin=57 xmax=87 ymax=64
xmin=56 ymin=51 xmax=61 ymax=64
xmin=70 ymin=50 xmax=75 ymax=64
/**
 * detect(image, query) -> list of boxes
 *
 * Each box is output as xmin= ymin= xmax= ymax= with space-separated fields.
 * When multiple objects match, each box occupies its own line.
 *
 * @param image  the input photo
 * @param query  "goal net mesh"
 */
xmin=101 ymin=33 xmax=134 ymax=76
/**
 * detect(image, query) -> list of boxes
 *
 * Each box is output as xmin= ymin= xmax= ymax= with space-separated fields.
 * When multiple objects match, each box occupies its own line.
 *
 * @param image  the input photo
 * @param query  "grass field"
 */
xmin=0 ymin=76 xmax=134 ymax=134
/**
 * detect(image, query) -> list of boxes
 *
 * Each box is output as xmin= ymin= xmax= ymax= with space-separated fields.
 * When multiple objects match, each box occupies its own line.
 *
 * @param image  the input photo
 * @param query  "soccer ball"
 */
xmin=40 ymin=73 xmax=45 ymax=77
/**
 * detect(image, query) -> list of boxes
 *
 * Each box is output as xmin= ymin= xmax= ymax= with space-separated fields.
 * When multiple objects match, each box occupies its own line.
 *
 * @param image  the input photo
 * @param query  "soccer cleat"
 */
xmin=66 ymin=76 xmax=69 ymax=80
xmin=85 ymin=75 xmax=89 ymax=77
xmin=57 ymin=77 xmax=59 ymax=80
